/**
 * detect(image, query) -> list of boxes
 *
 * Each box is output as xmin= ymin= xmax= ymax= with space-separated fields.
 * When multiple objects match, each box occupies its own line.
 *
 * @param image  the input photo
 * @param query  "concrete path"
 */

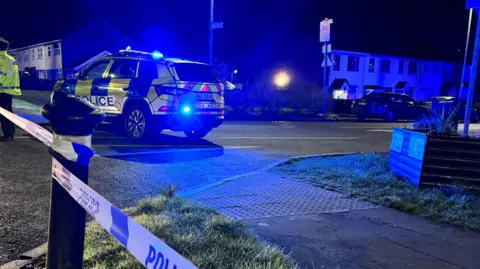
xmin=187 ymin=172 xmax=480 ymax=269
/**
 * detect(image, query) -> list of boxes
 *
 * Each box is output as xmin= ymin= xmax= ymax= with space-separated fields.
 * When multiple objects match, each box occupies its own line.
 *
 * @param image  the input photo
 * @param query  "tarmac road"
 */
xmin=0 ymin=119 xmax=407 ymax=264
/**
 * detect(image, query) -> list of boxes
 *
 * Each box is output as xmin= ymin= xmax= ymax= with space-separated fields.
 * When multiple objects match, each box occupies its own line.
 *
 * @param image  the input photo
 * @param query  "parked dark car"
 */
xmin=352 ymin=92 xmax=428 ymax=121
xmin=422 ymin=96 xmax=478 ymax=123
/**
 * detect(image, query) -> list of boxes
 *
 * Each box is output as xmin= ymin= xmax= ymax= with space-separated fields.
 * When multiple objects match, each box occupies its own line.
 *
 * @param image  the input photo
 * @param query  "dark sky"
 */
xmin=2 ymin=0 xmax=473 ymax=63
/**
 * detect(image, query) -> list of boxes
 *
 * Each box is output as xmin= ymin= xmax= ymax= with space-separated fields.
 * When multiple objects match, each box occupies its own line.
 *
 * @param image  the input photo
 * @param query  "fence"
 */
xmin=0 ymin=92 xmax=197 ymax=269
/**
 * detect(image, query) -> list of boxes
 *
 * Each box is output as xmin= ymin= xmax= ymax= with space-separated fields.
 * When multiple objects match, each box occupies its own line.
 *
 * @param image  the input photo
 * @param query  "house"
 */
xmin=328 ymin=50 xmax=468 ymax=101
xmin=9 ymin=21 xmax=133 ymax=80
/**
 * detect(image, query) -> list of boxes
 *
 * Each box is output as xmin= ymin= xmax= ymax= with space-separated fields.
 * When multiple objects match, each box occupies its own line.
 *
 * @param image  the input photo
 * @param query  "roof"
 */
xmin=330 ymin=78 xmax=350 ymax=89
xmin=164 ymin=58 xmax=205 ymax=65
xmin=9 ymin=39 xmax=61 ymax=52
xmin=364 ymin=85 xmax=387 ymax=89
xmin=394 ymin=81 xmax=409 ymax=89
xmin=332 ymin=49 xmax=456 ymax=65
xmin=74 ymin=50 xmax=112 ymax=71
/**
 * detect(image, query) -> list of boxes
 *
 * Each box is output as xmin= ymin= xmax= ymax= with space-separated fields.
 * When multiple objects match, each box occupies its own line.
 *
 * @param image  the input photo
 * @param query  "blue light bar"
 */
xmin=152 ymin=51 xmax=164 ymax=59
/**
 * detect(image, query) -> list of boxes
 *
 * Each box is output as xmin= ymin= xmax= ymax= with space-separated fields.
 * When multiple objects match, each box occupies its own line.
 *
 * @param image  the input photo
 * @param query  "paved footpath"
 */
xmin=187 ymin=172 xmax=480 ymax=269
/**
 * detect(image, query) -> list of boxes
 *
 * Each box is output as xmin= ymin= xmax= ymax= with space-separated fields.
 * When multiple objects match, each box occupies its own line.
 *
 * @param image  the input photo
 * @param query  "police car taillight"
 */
xmin=156 ymin=86 xmax=186 ymax=96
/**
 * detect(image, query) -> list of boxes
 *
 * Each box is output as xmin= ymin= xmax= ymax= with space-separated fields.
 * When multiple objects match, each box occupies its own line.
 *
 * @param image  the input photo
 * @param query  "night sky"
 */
xmin=2 ymin=0 xmax=473 ymax=65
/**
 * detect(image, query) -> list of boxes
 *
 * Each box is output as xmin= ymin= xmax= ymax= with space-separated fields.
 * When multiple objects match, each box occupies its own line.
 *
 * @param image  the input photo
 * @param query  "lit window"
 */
xmin=398 ymin=60 xmax=404 ymax=74
xmin=332 ymin=55 xmax=341 ymax=71
xmin=347 ymin=56 xmax=359 ymax=72
xmin=368 ymin=58 xmax=375 ymax=73
xmin=38 ymin=48 xmax=43 ymax=59
xmin=333 ymin=89 xmax=348 ymax=100
xmin=380 ymin=59 xmax=390 ymax=73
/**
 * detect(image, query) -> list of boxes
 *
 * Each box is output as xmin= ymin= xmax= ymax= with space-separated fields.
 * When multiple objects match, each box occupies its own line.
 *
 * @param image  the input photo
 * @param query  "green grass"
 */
xmin=272 ymin=153 xmax=480 ymax=230
xmin=80 ymin=187 xmax=298 ymax=269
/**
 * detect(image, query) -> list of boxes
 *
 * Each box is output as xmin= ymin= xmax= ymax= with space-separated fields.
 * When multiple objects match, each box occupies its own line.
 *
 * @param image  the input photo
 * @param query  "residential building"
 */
xmin=9 ymin=21 xmax=133 ymax=80
xmin=329 ymin=50 xmax=468 ymax=101
xmin=10 ymin=40 xmax=63 ymax=79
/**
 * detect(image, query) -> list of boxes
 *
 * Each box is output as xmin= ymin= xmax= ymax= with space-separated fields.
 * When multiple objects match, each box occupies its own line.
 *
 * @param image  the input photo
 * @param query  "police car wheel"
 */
xmin=125 ymin=107 xmax=149 ymax=140
xmin=184 ymin=128 xmax=210 ymax=139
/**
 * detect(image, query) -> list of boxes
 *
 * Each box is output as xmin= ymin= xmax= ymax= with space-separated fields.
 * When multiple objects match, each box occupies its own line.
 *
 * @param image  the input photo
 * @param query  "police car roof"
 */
xmin=164 ymin=58 xmax=206 ymax=65
xmin=113 ymin=49 xmax=208 ymax=65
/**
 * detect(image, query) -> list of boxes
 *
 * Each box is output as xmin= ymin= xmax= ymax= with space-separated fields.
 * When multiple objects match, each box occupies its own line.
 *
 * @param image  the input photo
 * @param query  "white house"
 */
xmin=329 ymin=50 xmax=468 ymax=101
xmin=8 ymin=21 xmax=133 ymax=81
xmin=9 ymin=40 xmax=63 ymax=79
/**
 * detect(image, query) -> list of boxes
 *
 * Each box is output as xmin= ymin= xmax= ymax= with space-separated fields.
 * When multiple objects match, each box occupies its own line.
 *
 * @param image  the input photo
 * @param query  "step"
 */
xmin=427 ymin=137 xmax=480 ymax=150
xmin=423 ymin=164 xmax=480 ymax=178
xmin=426 ymin=147 xmax=480 ymax=159
xmin=424 ymin=156 xmax=480 ymax=168
xmin=421 ymin=173 xmax=480 ymax=186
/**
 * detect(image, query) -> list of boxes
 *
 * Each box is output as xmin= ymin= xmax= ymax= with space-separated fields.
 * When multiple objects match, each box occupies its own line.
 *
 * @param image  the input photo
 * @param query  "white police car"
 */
xmin=52 ymin=49 xmax=225 ymax=140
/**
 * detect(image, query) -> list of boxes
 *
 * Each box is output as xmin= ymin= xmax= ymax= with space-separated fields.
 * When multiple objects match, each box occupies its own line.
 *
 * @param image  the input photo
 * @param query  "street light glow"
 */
xmin=233 ymin=69 xmax=238 ymax=74
xmin=274 ymin=71 xmax=290 ymax=88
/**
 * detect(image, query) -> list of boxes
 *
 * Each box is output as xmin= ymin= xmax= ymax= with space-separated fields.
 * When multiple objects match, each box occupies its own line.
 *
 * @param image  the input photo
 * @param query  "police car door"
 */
xmin=105 ymin=59 xmax=139 ymax=114
xmin=75 ymin=59 xmax=112 ymax=108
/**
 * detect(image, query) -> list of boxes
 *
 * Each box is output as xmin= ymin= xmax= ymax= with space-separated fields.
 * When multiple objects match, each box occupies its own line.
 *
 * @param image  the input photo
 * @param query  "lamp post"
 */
xmin=231 ymin=69 xmax=238 ymax=82
xmin=460 ymin=8 xmax=474 ymax=99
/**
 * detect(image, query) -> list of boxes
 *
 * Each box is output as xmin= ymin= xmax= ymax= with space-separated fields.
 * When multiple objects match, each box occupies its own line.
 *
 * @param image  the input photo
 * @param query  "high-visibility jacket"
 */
xmin=0 ymin=50 xmax=21 ymax=96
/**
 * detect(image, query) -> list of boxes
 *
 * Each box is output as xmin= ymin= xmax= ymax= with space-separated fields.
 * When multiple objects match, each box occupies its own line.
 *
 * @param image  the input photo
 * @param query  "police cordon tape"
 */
xmin=0 ymin=107 xmax=198 ymax=269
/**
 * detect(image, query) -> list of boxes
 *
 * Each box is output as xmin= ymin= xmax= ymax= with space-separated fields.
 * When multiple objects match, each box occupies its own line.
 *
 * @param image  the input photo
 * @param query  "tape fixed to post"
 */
xmin=0 ymin=106 xmax=198 ymax=268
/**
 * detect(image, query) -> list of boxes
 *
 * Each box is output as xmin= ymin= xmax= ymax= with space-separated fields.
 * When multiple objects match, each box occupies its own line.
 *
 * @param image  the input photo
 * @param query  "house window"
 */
xmin=423 ymin=63 xmax=429 ymax=75
xmin=47 ymin=47 xmax=51 ymax=57
xmin=368 ymin=58 xmax=375 ymax=73
xmin=408 ymin=61 xmax=417 ymax=74
xmin=347 ymin=56 xmax=359 ymax=72
xmin=398 ymin=60 xmax=404 ymax=74
xmin=433 ymin=64 xmax=440 ymax=76
xmin=31 ymin=49 xmax=35 ymax=60
xmin=23 ymin=51 xmax=28 ymax=62
xmin=380 ymin=59 xmax=390 ymax=73
xmin=38 ymin=48 xmax=43 ymax=59
xmin=332 ymin=55 xmax=341 ymax=71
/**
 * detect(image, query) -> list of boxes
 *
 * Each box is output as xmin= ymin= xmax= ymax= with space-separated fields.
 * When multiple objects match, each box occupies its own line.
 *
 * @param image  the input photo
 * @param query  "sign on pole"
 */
xmin=466 ymin=0 xmax=480 ymax=8
xmin=320 ymin=19 xmax=331 ymax=42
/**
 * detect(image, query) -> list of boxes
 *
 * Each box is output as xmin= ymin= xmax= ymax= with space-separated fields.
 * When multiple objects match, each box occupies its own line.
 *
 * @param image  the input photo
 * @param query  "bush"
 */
xmin=413 ymin=103 xmax=461 ymax=135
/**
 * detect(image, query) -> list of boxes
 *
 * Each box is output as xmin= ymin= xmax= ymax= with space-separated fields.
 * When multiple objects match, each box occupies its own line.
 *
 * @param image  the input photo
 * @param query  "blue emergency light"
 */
xmin=181 ymin=105 xmax=192 ymax=115
xmin=152 ymin=51 xmax=164 ymax=59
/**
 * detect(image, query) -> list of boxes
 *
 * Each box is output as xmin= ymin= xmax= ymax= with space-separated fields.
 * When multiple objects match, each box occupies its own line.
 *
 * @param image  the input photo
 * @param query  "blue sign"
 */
xmin=467 ymin=0 xmax=480 ymax=8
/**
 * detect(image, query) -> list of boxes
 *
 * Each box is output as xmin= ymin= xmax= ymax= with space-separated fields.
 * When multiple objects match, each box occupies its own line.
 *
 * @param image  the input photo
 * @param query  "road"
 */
xmin=0 ymin=119 xmax=407 ymax=264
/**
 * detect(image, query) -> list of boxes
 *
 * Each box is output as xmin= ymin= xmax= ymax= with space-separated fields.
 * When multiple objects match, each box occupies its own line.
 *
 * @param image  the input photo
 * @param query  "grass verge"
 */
xmin=72 ymin=188 xmax=297 ymax=269
xmin=272 ymin=153 xmax=480 ymax=230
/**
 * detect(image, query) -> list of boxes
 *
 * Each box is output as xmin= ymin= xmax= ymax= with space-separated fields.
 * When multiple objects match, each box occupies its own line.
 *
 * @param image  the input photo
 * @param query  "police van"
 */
xmin=52 ymin=48 xmax=224 ymax=140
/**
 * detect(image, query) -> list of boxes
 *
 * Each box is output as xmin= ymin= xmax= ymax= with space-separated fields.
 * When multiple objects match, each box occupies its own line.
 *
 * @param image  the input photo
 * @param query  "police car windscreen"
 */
xmin=174 ymin=63 xmax=220 ymax=83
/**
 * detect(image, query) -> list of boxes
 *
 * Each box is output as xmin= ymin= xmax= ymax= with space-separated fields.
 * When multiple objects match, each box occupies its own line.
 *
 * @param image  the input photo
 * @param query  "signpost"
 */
xmin=320 ymin=18 xmax=333 ymax=118
xmin=467 ymin=0 xmax=480 ymax=8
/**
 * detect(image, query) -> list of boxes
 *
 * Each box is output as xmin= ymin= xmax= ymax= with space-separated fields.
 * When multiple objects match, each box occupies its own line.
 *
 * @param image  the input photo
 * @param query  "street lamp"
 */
xmin=231 ymin=69 xmax=238 ymax=82
xmin=273 ymin=71 xmax=291 ymax=89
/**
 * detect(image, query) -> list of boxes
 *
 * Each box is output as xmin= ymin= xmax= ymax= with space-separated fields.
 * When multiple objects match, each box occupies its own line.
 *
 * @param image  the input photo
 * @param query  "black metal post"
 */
xmin=42 ymin=92 xmax=105 ymax=269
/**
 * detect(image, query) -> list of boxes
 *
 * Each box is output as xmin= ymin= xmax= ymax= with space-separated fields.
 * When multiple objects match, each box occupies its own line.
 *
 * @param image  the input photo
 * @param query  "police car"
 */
xmin=52 ymin=48 xmax=224 ymax=140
